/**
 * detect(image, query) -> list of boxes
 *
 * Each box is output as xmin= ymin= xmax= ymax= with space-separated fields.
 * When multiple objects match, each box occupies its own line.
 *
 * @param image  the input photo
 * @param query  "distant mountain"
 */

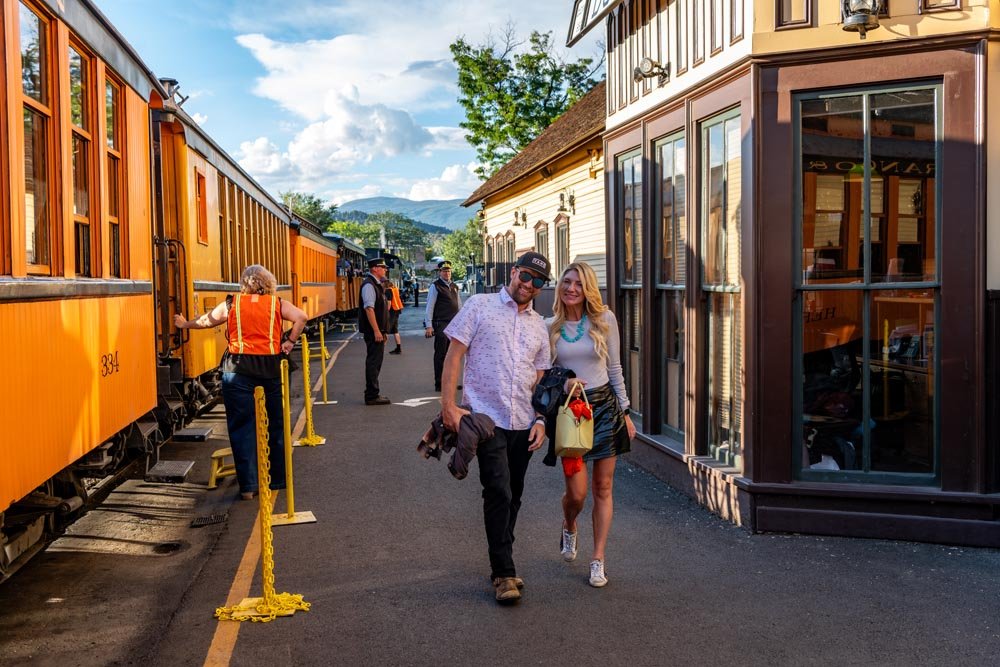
xmin=338 ymin=197 xmax=473 ymax=231
xmin=335 ymin=208 xmax=452 ymax=236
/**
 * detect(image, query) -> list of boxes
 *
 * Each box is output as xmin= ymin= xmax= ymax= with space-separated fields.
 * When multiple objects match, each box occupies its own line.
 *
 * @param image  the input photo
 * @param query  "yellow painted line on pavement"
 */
xmin=204 ymin=335 xmax=351 ymax=665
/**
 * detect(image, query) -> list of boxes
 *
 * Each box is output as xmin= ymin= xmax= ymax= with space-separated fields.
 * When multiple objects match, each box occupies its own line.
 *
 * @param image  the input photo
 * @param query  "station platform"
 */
xmin=1 ymin=301 xmax=1000 ymax=665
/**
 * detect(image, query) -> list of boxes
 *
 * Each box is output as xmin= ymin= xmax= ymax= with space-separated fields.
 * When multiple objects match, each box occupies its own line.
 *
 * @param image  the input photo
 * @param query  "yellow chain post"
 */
xmin=293 ymin=333 xmax=326 ymax=446
xmin=272 ymin=360 xmax=316 ymax=526
xmin=214 ymin=387 xmax=310 ymax=622
xmin=314 ymin=323 xmax=336 ymax=406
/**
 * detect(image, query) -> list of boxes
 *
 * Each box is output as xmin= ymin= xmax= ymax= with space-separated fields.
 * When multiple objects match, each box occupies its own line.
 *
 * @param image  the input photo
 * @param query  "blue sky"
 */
xmin=98 ymin=0 xmax=603 ymax=206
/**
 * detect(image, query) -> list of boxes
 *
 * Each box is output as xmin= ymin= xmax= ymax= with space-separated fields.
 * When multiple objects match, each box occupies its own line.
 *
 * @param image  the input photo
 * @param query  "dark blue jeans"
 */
xmin=221 ymin=372 xmax=286 ymax=494
xmin=476 ymin=427 xmax=533 ymax=579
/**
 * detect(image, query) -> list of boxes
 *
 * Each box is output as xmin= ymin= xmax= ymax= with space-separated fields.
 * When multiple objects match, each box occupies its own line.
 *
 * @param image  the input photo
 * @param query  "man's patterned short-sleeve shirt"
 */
xmin=444 ymin=288 xmax=551 ymax=430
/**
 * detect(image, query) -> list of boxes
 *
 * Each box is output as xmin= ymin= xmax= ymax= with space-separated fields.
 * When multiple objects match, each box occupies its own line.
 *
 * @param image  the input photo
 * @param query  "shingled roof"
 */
xmin=461 ymin=80 xmax=606 ymax=207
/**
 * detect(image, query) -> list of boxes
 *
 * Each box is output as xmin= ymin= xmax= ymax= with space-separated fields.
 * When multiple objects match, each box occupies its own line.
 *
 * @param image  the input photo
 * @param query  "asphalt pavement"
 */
xmin=2 ymin=300 xmax=1000 ymax=666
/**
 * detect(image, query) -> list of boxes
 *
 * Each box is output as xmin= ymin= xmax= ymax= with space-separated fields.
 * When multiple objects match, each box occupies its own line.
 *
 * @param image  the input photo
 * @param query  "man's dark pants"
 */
xmin=432 ymin=319 xmax=451 ymax=389
xmin=477 ymin=427 xmax=533 ymax=579
xmin=363 ymin=334 xmax=386 ymax=400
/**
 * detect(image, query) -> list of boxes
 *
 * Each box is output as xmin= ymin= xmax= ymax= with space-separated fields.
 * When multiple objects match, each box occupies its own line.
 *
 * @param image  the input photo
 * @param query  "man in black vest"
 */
xmin=424 ymin=260 xmax=462 ymax=392
xmin=358 ymin=256 xmax=391 ymax=405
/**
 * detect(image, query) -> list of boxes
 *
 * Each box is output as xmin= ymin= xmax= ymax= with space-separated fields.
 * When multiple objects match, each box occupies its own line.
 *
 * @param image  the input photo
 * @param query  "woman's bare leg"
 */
xmin=591 ymin=456 xmax=617 ymax=562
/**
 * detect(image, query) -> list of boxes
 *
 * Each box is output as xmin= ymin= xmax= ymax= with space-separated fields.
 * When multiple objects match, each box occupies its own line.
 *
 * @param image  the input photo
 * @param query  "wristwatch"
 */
xmin=622 ymin=408 xmax=630 ymax=417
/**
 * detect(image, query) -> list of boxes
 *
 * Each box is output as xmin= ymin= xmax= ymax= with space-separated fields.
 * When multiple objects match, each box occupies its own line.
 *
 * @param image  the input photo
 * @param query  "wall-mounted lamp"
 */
xmin=512 ymin=209 xmax=527 ymax=228
xmin=477 ymin=202 xmax=486 ymax=220
xmin=842 ymin=0 xmax=882 ymax=40
xmin=633 ymin=57 xmax=669 ymax=83
xmin=557 ymin=189 xmax=576 ymax=215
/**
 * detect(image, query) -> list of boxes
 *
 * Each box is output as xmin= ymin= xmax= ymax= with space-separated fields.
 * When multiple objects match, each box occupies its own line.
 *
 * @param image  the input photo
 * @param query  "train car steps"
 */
xmin=208 ymin=448 xmax=236 ymax=489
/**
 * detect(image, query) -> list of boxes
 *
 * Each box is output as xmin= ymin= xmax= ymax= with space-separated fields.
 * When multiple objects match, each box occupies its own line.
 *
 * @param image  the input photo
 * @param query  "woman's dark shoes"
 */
xmin=365 ymin=396 xmax=391 ymax=405
xmin=240 ymin=491 xmax=256 ymax=501
xmin=388 ymin=346 xmax=401 ymax=355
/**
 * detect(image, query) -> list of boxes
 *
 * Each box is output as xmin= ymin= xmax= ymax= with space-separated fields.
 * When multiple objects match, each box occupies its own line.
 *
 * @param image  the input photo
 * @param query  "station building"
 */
xmin=565 ymin=0 xmax=1000 ymax=546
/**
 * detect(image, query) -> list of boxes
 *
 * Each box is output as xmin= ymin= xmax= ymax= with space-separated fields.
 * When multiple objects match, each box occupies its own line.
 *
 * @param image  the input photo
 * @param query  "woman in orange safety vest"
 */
xmin=174 ymin=264 xmax=307 ymax=499
xmin=384 ymin=278 xmax=405 ymax=355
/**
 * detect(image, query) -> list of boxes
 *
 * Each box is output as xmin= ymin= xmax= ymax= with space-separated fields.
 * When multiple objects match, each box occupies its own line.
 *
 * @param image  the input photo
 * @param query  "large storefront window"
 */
xmin=702 ymin=110 xmax=742 ymax=468
xmin=619 ymin=150 xmax=643 ymax=418
xmin=797 ymin=85 xmax=939 ymax=480
xmin=656 ymin=133 xmax=686 ymax=440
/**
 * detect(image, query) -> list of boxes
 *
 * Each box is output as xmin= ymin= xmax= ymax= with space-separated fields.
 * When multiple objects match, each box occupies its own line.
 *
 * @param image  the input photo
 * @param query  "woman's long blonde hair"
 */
xmin=549 ymin=261 xmax=610 ymax=362
xmin=240 ymin=264 xmax=277 ymax=295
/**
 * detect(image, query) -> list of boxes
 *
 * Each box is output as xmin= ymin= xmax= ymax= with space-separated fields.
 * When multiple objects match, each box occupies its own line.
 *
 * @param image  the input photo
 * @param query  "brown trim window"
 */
xmin=702 ymin=109 xmax=742 ymax=468
xmin=796 ymin=84 xmax=940 ymax=482
xmin=21 ymin=1 xmax=54 ymax=275
xmin=618 ymin=149 xmax=644 ymax=419
xmin=693 ymin=0 xmax=705 ymax=66
xmin=656 ymin=132 xmax=687 ymax=441
xmin=710 ymin=0 xmax=725 ymax=56
xmin=554 ymin=215 xmax=570 ymax=277
xmin=105 ymin=77 xmax=126 ymax=278
xmin=730 ymin=0 xmax=745 ymax=43
xmin=919 ymin=0 xmax=958 ymax=13
xmin=776 ymin=0 xmax=812 ymax=30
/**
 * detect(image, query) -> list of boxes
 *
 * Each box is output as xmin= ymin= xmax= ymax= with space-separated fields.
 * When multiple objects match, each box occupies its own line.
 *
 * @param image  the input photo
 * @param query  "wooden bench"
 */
xmin=208 ymin=447 xmax=236 ymax=489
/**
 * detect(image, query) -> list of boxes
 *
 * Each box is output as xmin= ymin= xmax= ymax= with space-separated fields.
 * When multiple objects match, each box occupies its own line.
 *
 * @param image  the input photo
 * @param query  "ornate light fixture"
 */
xmin=842 ymin=0 xmax=882 ymax=40
xmin=512 ymin=209 xmax=527 ymax=228
xmin=557 ymin=189 xmax=576 ymax=215
xmin=633 ymin=57 xmax=669 ymax=83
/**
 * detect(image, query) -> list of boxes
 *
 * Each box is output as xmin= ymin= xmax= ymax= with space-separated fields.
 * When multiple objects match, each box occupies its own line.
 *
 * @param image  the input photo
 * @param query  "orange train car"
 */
xmin=0 ymin=0 xmax=166 ymax=576
xmin=0 ymin=0 xmax=350 ymax=579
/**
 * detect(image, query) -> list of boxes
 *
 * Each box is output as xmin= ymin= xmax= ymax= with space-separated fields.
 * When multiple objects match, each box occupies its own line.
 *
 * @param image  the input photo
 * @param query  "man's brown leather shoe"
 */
xmin=494 ymin=577 xmax=521 ymax=603
xmin=492 ymin=576 xmax=524 ymax=589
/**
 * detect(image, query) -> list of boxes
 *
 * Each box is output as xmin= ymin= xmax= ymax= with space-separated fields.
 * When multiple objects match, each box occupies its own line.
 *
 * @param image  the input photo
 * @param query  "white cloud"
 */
xmin=406 ymin=163 xmax=482 ymax=201
xmin=327 ymin=184 xmax=383 ymax=206
xmin=237 ymin=137 xmax=293 ymax=176
xmin=190 ymin=112 xmax=208 ymax=125
xmin=427 ymin=127 xmax=469 ymax=152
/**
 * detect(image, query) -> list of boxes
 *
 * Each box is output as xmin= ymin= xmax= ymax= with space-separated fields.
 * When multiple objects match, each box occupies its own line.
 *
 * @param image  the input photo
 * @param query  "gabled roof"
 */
xmin=462 ymin=80 xmax=606 ymax=207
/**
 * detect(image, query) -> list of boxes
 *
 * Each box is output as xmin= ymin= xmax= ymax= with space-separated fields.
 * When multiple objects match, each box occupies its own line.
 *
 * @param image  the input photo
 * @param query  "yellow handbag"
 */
xmin=554 ymin=383 xmax=594 ymax=458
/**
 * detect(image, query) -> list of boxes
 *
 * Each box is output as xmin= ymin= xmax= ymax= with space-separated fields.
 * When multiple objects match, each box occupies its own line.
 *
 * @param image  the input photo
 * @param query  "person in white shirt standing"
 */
xmin=441 ymin=252 xmax=552 ymax=604
xmin=424 ymin=260 xmax=462 ymax=391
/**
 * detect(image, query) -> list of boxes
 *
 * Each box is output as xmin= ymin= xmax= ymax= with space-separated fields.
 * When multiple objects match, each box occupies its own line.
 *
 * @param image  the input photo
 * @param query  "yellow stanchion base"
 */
xmin=292 ymin=436 xmax=327 ymax=447
xmin=314 ymin=400 xmax=338 ymax=405
xmin=271 ymin=511 xmax=317 ymax=526
xmin=229 ymin=597 xmax=298 ymax=619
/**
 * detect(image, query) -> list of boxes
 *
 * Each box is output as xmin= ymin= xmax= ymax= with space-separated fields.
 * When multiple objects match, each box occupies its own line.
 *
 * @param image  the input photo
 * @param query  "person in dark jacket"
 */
xmin=359 ymin=257 xmax=391 ymax=405
xmin=424 ymin=260 xmax=462 ymax=391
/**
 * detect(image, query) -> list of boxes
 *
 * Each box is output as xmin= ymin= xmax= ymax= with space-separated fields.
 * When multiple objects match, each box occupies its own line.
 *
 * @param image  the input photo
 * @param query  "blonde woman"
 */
xmin=544 ymin=261 xmax=635 ymax=587
xmin=175 ymin=265 xmax=307 ymax=499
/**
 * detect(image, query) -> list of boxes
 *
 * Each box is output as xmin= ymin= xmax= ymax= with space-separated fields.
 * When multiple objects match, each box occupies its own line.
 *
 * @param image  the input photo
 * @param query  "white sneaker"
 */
xmin=589 ymin=559 xmax=608 ymax=587
xmin=560 ymin=528 xmax=577 ymax=562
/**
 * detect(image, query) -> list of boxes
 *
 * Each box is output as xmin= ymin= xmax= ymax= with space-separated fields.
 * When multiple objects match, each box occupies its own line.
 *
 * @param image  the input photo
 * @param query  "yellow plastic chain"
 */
xmin=297 ymin=334 xmax=324 ymax=446
xmin=214 ymin=387 xmax=310 ymax=622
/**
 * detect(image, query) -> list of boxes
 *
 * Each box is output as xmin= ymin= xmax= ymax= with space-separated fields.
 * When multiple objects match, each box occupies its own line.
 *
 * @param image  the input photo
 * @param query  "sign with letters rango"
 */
xmin=567 ymin=0 xmax=624 ymax=47
xmin=804 ymin=156 xmax=936 ymax=177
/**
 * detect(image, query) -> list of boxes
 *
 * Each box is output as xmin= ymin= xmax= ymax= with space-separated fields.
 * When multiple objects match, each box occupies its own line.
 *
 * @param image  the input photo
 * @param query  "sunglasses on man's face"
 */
xmin=517 ymin=271 xmax=547 ymax=289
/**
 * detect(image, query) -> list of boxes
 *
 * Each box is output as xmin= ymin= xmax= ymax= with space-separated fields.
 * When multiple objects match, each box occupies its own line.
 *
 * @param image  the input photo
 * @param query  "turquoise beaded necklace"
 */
xmin=560 ymin=313 xmax=588 ymax=343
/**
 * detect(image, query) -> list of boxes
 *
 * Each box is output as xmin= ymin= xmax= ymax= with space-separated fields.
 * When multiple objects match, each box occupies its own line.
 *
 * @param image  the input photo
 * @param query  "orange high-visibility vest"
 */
xmin=388 ymin=286 xmax=403 ymax=311
xmin=227 ymin=294 xmax=282 ymax=355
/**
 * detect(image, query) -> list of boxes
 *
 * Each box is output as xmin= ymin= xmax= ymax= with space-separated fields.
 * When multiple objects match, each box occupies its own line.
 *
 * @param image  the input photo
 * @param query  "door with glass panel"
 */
xmin=618 ymin=150 xmax=643 ymax=420
xmin=796 ymin=85 xmax=939 ymax=481
xmin=701 ymin=111 xmax=742 ymax=469
xmin=656 ymin=133 xmax=686 ymax=442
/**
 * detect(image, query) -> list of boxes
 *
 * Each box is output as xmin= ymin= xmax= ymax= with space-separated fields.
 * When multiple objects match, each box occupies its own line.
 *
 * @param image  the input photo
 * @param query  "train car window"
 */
xmin=105 ymin=78 xmax=126 ymax=278
xmin=195 ymin=169 xmax=208 ymax=244
xmin=69 ymin=43 xmax=94 ymax=276
xmin=21 ymin=2 xmax=54 ymax=275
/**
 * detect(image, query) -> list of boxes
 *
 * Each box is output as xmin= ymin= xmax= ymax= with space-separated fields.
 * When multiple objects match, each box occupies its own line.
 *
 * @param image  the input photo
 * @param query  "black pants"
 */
xmin=477 ymin=427 xmax=533 ymax=579
xmin=363 ymin=334 xmax=385 ymax=400
xmin=432 ymin=319 xmax=451 ymax=388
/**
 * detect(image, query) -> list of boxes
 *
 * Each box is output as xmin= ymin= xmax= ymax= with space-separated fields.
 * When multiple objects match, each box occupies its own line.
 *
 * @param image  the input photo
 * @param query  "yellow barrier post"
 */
xmin=272 ymin=360 xmax=316 ymax=526
xmin=293 ymin=333 xmax=326 ymax=446
xmin=314 ymin=323 xmax=336 ymax=406
xmin=214 ymin=387 xmax=310 ymax=622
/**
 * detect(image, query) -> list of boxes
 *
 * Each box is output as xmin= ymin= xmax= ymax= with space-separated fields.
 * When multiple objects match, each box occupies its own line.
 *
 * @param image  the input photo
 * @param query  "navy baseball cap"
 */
xmin=514 ymin=251 xmax=551 ymax=279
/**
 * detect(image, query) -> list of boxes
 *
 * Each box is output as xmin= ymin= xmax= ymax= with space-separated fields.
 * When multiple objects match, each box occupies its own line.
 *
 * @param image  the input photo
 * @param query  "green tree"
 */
xmin=451 ymin=27 xmax=601 ymax=179
xmin=440 ymin=218 xmax=485 ymax=280
xmin=281 ymin=191 xmax=338 ymax=227
xmin=367 ymin=211 xmax=430 ymax=252
xmin=325 ymin=220 xmax=380 ymax=247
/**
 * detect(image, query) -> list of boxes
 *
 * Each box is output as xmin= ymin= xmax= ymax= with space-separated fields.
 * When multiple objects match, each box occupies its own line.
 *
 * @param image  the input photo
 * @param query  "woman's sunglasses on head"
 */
xmin=517 ymin=271 xmax=547 ymax=289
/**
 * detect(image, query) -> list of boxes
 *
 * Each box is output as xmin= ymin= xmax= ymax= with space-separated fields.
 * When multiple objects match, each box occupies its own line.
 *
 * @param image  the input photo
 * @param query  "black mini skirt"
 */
xmin=581 ymin=383 xmax=630 ymax=461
